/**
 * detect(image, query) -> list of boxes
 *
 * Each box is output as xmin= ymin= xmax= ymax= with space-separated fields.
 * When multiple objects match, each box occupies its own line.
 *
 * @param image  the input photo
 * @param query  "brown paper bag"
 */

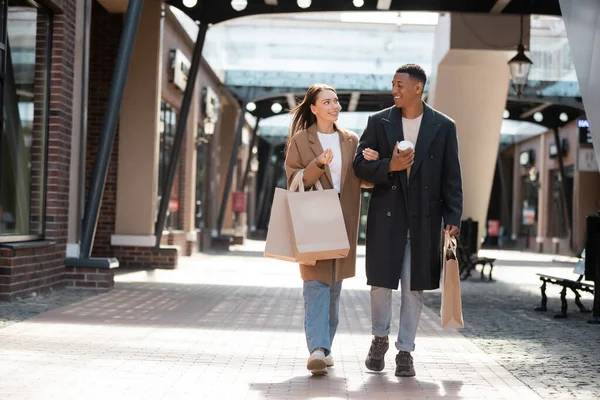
xmin=264 ymin=173 xmax=316 ymax=266
xmin=440 ymin=233 xmax=464 ymax=328
xmin=286 ymin=171 xmax=350 ymax=262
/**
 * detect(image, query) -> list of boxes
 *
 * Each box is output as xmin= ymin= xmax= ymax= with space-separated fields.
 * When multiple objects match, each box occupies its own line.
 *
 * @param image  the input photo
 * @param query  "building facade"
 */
xmin=500 ymin=119 xmax=599 ymax=255
xmin=0 ymin=0 xmax=251 ymax=300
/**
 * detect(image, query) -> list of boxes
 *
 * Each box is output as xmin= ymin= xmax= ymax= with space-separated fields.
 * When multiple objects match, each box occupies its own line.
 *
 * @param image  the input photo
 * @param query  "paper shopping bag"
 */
xmin=285 ymin=171 xmax=350 ymax=262
xmin=264 ymin=177 xmax=316 ymax=266
xmin=440 ymin=233 xmax=464 ymax=328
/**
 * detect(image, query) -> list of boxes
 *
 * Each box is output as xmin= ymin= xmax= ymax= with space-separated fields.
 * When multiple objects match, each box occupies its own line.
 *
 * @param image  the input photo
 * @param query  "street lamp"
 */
xmin=508 ymin=14 xmax=533 ymax=98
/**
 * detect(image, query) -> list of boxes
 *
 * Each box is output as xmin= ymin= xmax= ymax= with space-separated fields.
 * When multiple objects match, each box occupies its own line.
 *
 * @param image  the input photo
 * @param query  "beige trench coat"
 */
xmin=285 ymin=124 xmax=370 ymax=285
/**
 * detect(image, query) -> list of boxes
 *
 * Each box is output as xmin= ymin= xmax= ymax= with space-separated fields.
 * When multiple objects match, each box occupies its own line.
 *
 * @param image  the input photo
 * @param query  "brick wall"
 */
xmin=65 ymin=266 xmax=114 ymax=289
xmin=85 ymin=1 xmax=123 ymax=258
xmin=0 ymin=242 xmax=64 ymax=301
xmin=113 ymin=246 xmax=179 ymax=269
xmin=29 ymin=15 xmax=52 ymax=235
xmin=0 ymin=0 xmax=79 ymax=301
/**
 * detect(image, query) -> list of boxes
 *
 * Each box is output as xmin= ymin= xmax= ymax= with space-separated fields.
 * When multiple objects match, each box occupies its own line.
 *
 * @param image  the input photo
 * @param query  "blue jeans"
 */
xmin=303 ymin=264 xmax=342 ymax=356
xmin=370 ymin=232 xmax=424 ymax=352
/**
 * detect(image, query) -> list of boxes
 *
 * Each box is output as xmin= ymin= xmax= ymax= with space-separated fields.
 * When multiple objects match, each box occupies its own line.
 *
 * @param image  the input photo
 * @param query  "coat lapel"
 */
xmin=382 ymin=107 xmax=408 ymax=198
xmin=409 ymin=102 xmax=441 ymax=183
xmin=307 ymin=124 xmax=334 ymax=188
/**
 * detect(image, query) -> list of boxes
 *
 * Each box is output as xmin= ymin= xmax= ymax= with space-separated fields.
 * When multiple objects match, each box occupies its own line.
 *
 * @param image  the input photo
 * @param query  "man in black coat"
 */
xmin=353 ymin=64 xmax=463 ymax=377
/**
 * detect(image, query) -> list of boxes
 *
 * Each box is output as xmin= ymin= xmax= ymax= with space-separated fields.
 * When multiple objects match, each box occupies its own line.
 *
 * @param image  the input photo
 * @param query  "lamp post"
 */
xmin=508 ymin=14 xmax=533 ymax=98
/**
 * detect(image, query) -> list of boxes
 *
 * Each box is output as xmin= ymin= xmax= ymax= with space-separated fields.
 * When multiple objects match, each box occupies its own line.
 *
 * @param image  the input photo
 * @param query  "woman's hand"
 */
xmin=362 ymin=148 xmax=379 ymax=161
xmin=316 ymin=148 xmax=333 ymax=167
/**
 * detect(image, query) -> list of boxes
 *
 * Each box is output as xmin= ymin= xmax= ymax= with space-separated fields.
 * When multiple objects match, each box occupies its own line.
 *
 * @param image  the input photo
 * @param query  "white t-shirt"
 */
xmin=402 ymin=114 xmax=423 ymax=179
xmin=317 ymin=131 xmax=342 ymax=193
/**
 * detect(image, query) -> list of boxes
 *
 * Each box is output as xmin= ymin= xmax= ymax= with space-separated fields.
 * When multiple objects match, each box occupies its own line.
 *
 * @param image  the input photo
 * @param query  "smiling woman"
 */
xmin=0 ymin=0 xmax=51 ymax=240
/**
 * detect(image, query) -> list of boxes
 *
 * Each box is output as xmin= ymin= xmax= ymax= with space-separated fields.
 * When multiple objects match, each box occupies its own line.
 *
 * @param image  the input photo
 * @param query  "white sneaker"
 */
xmin=325 ymin=353 xmax=334 ymax=367
xmin=307 ymin=349 xmax=327 ymax=375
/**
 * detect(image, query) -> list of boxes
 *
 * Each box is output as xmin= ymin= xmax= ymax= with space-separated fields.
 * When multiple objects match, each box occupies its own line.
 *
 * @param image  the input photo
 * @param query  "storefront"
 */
xmin=504 ymin=119 xmax=600 ymax=255
xmin=0 ymin=0 xmax=77 ymax=300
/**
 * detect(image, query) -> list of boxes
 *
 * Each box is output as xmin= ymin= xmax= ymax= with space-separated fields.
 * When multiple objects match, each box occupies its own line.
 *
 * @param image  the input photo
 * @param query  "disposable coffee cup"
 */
xmin=397 ymin=141 xmax=414 ymax=151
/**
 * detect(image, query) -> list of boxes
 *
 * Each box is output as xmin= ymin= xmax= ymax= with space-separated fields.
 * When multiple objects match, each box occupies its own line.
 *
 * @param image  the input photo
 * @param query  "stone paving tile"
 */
xmin=423 ymin=252 xmax=600 ymax=400
xmin=0 ymin=245 xmax=546 ymax=400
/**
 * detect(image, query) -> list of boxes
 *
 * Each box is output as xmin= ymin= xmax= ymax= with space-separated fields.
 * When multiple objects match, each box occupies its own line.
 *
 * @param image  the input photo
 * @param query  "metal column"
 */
xmin=154 ymin=23 xmax=208 ymax=248
xmin=80 ymin=0 xmax=144 ymax=258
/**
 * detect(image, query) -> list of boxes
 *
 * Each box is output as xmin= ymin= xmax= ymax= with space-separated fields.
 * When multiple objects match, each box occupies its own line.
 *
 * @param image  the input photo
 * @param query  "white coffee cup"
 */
xmin=397 ymin=140 xmax=415 ymax=151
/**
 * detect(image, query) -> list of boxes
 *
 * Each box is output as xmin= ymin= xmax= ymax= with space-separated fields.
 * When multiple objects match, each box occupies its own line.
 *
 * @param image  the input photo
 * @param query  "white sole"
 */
xmin=307 ymin=358 xmax=328 ymax=374
xmin=310 ymin=367 xmax=328 ymax=376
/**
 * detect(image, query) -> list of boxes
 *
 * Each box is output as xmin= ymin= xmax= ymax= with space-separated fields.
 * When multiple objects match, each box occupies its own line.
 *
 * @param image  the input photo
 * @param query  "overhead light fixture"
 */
xmin=533 ymin=112 xmax=543 ymax=122
xmin=297 ymin=0 xmax=311 ymax=9
xmin=271 ymin=103 xmax=283 ymax=113
xmin=508 ymin=14 xmax=533 ymax=98
xmin=353 ymin=0 xmax=364 ymax=7
xmin=559 ymin=112 xmax=568 ymax=122
xmin=183 ymin=0 xmax=198 ymax=8
xmin=231 ymin=0 xmax=248 ymax=11
xmin=503 ymin=109 xmax=510 ymax=119
xmin=246 ymin=102 xmax=257 ymax=112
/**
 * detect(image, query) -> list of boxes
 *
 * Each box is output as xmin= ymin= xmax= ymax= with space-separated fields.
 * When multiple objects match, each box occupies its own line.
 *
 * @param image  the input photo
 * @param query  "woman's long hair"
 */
xmin=286 ymin=84 xmax=338 ymax=152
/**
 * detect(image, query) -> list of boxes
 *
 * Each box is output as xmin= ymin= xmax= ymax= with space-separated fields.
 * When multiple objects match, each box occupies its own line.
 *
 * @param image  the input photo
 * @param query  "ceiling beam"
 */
xmin=285 ymin=93 xmax=297 ymax=111
xmin=519 ymin=101 xmax=552 ymax=119
xmin=347 ymin=92 xmax=361 ymax=112
xmin=376 ymin=0 xmax=392 ymax=11
xmin=490 ymin=0 xmax=511 ymax=14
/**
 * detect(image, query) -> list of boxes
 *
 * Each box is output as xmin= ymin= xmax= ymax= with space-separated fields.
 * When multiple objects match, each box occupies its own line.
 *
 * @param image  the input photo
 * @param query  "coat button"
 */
xmin=426 ymin=212 xmax=430 ymax=218
xmin=386 ymin=211 xmax=392 ymax=217
xmin=429 ymin=155 xmax=434 ymax=159
xmin=391 ymin=185 xmax=397 ymax=190
xmin=425 ymin=185 xmax=429 ymax=190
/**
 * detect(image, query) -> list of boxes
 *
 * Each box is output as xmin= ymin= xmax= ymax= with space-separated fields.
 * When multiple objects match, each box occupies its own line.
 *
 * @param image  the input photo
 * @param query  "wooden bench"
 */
xmin=534 ymin=273 xmax=595 ymax=318
xmin=457 ymin=241 xmax=496 ymax=281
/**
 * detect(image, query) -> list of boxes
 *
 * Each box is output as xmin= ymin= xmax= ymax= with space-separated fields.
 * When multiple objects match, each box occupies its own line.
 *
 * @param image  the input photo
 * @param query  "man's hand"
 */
xmin=388 ymin=141 xmax=414 ymax=172
xmin=445 ymin=224 xmax=460 ymax=237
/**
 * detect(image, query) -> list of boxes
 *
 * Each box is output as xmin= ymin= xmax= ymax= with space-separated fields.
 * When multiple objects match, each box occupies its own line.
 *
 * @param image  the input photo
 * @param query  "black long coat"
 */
xmin=353 ymin=103 xmax=463 ymax=291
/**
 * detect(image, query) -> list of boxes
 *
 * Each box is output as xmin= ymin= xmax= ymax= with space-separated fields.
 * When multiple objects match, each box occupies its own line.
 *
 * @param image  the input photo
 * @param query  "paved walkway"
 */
xmin=0 ymin=242 xmax=576 ymax=399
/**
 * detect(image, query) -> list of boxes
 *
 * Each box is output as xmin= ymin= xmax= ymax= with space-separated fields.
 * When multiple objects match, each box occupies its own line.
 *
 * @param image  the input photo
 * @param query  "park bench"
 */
xmin=534 ymin=250 xmax=595 ymax=318
xmin=457 ymin=240 xmax=496 ymax=281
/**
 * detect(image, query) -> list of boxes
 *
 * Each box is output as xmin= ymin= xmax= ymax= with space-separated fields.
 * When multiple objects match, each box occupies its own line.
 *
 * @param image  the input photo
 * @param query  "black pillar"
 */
xmin=154 ymin=23 xmax=208 ymax=248
xmin=80 ymin=0 xmax=144 ymax=258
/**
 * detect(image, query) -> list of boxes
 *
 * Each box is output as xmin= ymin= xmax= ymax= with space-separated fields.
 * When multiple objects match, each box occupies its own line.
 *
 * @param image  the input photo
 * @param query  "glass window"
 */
xmin=195 ymin=128 xmax=209 ymax=230
xmin=0 ymin=0 xmax=50 ymax=238
xmin=548 ymin=167 xmax=574 ymax=238
xmin=158 ymin=100 xmax=181 ymax=230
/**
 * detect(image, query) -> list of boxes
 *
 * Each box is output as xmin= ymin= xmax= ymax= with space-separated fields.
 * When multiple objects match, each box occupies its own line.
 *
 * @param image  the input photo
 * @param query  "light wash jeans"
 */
xmin=303 ymin=263 xmax=342 ymax=356
xmin=370 ymin=232 xmax=424 ymax=352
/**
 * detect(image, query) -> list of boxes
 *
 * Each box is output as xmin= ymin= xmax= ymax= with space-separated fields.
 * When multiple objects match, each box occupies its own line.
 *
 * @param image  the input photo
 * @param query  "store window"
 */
xmin=0 ymin=0 xmax=51 ymax=239
xmin=195 ymin=127 xmax=209 ymax=230
xmin=519 ymin=174 xmax=539 ymax=237
xmin=548 ymin=167 xmax=574 ymax=238
xmin=158 ymin=100 xmax=181 ymax=230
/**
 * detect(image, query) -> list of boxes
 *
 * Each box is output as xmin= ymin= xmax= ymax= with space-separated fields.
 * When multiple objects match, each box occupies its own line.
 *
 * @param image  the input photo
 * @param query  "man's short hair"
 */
xmin=396 ymin=64 xmax=427 ymax=86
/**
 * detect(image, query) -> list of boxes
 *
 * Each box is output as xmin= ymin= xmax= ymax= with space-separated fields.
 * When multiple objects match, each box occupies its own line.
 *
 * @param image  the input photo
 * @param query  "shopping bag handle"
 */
xmin=289 ymin=170 xmax=324 ymax=192
xmin=444 ymin=232 xmax=457 ymax=259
